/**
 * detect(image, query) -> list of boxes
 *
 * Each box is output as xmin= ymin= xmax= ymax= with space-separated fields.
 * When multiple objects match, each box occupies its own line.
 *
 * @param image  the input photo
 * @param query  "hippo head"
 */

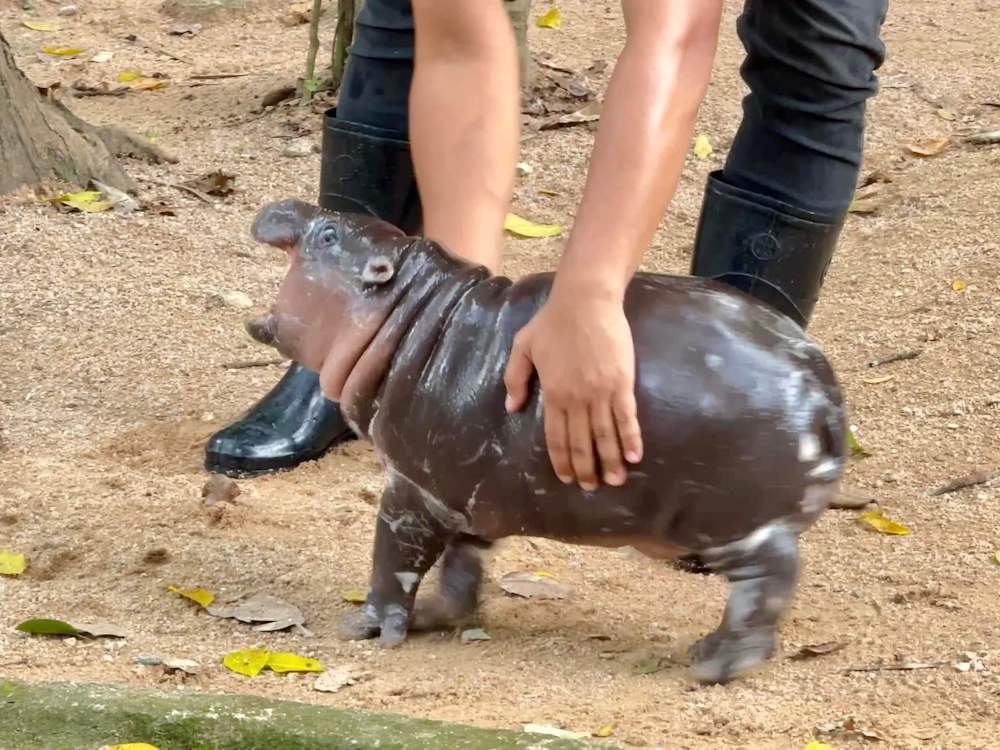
xmin=246 ymin=198 xmax=413 ymax=401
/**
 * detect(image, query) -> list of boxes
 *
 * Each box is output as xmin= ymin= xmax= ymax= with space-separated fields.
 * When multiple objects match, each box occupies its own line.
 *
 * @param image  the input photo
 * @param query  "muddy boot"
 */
xmin=673 ymin=170 xmax=844 ymax=571
xmin=204 ymin=113 xmax=421 ymax=477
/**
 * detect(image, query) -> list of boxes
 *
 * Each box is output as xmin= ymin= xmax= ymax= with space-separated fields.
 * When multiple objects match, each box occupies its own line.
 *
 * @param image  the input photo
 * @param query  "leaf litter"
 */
xmin=207 ymin=592 xmax=310 ymax=633
xmin=314 ymin=664 xmax=369 ymax=693
xmin=498 ymin=571 xmax=572 ymax=599
xmin=0 ymin=551 xmax=27 ymax=576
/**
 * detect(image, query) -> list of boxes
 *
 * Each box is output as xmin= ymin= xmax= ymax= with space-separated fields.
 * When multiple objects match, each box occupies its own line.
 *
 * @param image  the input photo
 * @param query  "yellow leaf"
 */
xmin=993 ymin=551 xmax=1000 ymax=565
xmin=102 ymin=745 xmax=160 ymax=750
xmin=41 ymin=46 xmax=84 ymax=56
xmin=266 ymin=652 xmax=324 ymax=674
xmin=504 ymin=212 xmax=562 ymax=238
xmin=128 ymin=78 xmax=170 ymax=91
xmin=952 ymin=279 xmax=967 ymax=292
xmin=693 ymin=134 xmax=713 ymax=159
xmin=223 ymin=649 xmax=270 ymax=677
xmin=536 ymin=8 xmax=561 ymax=29
xmin=47 ymin=190 xmax=113 ymax=213
xmin=0 ymin=551 xmax=27 ymax=576
xmin=530 ymin=570 xmax=556 ymax=578
xmin=22 ymin=20 xmax=61 ymax=31
xmin=803 ymin=742 xmax=835 ymax=750
xmin=117 ymin=68 xmax=144 ymax=82
xmin=341 ymin=588 xmax=367 ymax=603
xmin=594 ymin=724 xmax=614 ymax=738
xmin=858 ymin=509 xmax=910 ymax=536
xmin=166 ymin=585 xmax=215 ymax=608
xmin=906 ymin=137 xmax=950 ymax=157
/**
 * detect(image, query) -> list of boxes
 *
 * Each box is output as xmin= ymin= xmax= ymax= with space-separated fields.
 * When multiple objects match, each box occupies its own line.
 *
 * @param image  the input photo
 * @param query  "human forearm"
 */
xmin=554 ymin=2 xmax=723 ymax=298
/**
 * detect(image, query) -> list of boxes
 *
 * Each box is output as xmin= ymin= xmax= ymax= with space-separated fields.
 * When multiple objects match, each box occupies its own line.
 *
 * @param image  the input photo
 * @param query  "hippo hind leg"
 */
xmin=411 ymin=535 xmax=493 ymax=631
xmin=688 ymin=521 xmax=800 ymax=684
xmin=338 ymin=481 xmax=449 ymax=648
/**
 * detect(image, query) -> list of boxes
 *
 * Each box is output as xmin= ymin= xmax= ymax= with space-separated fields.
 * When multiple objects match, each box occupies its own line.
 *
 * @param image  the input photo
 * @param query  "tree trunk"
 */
xmin=0 ymin=29 xmax=135 ymax=195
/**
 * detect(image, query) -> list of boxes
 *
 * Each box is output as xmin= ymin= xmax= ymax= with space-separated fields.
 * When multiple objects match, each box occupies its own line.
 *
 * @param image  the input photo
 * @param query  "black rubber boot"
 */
xmin=689 ymin=170 xmax=844 ymax=328
xmin=674 ymin=171 xmax=844 ymax=573
xmin=204 ymin=113 xmax=421 ymax=477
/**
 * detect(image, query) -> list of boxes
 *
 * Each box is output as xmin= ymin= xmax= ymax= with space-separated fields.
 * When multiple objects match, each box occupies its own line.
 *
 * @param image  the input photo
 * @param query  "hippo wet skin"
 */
xmin=247 ymin=199 xmax=848 ymax=684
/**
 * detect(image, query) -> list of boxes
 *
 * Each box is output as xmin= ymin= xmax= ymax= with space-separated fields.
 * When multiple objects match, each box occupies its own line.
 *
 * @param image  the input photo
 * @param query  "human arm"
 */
xmin=503 ymin=0 xmax=724 ymax=489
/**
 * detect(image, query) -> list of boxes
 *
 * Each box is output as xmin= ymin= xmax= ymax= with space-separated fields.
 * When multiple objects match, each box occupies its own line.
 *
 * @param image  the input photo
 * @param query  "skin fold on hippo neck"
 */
xmin=337 ymin=240 xmax=492 ymax=437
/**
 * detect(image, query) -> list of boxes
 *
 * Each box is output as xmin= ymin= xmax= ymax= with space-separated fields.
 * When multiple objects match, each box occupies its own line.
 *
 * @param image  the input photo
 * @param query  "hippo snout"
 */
xmin=245 ymin=313 xmax=278 ymax=347
xmin=251 ymin=199 xmax=320 ymax=250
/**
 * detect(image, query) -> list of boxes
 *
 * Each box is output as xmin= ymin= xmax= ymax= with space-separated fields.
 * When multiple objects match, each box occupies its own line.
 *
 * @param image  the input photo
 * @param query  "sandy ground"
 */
xmin=2 ymin=0 xmax=1000 ymax=748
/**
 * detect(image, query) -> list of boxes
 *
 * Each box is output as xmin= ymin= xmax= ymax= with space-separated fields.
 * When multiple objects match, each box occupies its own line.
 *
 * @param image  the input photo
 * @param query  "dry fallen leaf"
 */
xmin=222 ymin=648 xmax=270 ymax=677
xmin=594 ymin=724 xmax=615 ymax=738
xmin=524 ymin=724 xmax=588 ymax=740
xmin=906 ymin=136 xmax=950 ymax=157
xmin=41 ymin=46 xmax=84 ymax=56
xmin=0 ymin=550 xmax=27 ymax=576
xmin=74 ymin=621 xmax=127 ymax=638
xmin=498 ymin=571 xmax=572 ymax=599
xmin=935 ymin=108 xmax=957 ymax=121
xmin=693 ymin=134 xmax=713 ymax=159
xmin=341 ymin=588 xmax=368 ymax=604
xmin=162 ymin=657 xmax=200 ymax=674
xmin=461 ymin=628 xmax=491 ymax=644
xmin=861 ymin=375 xmax=894 ymax=385
xmin=536 ymin=8 xmax=562 ymax=29
xmin=166 ymin=585 xmax=216 ymax=609
xmin=207 ymin=592 xmax=305 ymax=631
xmin=951 ymin=279 xmax=967 ymax=292
xmin=503 ymin=213 xmax=562 ymax=239
xmin=22 ymin=20 xmax=62 ymax=31
xmin=266 ymin=652 xmax=324 ymax=674
xmin=185 ymin=171 xmax=236 ymax=197
xmin=858 ymin=509 xmax=910 ymax=536
xmin=46 ymin=190 xmax=112 ymax=213
xmin=789 ymin=641 xmax=846 ymax=660
xmin=314 ymin=665 xmax=367 ymax=693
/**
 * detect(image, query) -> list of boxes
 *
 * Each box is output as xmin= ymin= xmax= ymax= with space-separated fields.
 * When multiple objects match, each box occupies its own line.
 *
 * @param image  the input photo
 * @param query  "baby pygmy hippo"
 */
xmin=246 ymin=199 xmax=847 ymax=684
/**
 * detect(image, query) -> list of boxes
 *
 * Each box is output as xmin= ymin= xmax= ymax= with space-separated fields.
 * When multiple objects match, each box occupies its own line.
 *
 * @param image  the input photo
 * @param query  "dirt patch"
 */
xmin=2 ymin=1 xmax=999 ymax=748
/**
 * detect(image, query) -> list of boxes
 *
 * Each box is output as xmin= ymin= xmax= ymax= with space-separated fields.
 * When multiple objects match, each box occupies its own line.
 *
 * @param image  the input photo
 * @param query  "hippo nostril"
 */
xmin=245 ymin=314 xmax=278 ymax=346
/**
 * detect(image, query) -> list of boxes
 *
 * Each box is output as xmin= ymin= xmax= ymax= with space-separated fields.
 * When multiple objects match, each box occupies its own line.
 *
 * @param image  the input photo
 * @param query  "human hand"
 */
xmin=503 ymin=283 xmax=643 ymax=490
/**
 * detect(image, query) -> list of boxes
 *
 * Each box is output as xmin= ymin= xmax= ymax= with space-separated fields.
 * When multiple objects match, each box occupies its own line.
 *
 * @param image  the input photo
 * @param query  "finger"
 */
xmin=503 ymin=334 xmax=534 ymax=413
xmin=613 ymin=388 xmax=643 ymax=464
xmin=591 ymin=401 xmax=626 ymax=486
xmin=567 ymin=406 xmax=599 ymax=491
xmin=544 ymin=406 xmax=574 ymax=484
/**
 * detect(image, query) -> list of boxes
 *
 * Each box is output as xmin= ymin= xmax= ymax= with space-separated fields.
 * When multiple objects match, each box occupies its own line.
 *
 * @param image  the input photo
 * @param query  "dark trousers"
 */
xmin=337 ymin=0 xmax=887 ymax=216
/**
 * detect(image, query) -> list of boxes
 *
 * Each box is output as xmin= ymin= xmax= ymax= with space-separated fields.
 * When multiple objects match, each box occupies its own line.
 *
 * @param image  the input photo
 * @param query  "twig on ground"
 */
xmin=143 ymin=178 xmax=215 ymax=205
xmin=867 ymin=349 xmax=923 ymax=368
xmin=222 ymin=358 xmax=287 ymax=370
xmin=930 ymin=470 xmax=998 ymax=496
xmin=842 ymin=660 xmax=949 ymax=674
xmin=188 ymin=73 xmax=253 ymax=80
xmin=123 ymin=34 xmax=192 ymax=65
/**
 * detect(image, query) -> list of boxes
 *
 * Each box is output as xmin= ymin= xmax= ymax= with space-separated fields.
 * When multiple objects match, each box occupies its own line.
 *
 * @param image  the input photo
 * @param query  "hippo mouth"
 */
xmin=245 ymin=312 xmax=278 ymax=347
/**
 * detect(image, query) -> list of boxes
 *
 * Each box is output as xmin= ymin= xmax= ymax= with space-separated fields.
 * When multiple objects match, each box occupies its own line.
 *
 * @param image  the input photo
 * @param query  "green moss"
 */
xmin=0 ymin=679 xmax=589 ymax=750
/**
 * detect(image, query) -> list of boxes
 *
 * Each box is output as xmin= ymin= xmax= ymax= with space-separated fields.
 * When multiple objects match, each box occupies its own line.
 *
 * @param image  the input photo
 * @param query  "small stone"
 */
xmin=90 ymin=50 xmax=113 ymax=63
xmin=214 ymin=290 xmax=253 ymax=309
xmin=282 ymin=138 xmax=319 ymax=158
xmin=133 ymin=654 xmax=164 ymax=666
xmin=163 ymin=657 xmax=200 ymax=674
xmin=516 ymin=161 xmax=533 ymax=176
xmin=58 ymin=4 xmax=77 ymax=15
xmin=201 ymin=475 xmax=240 ymax=506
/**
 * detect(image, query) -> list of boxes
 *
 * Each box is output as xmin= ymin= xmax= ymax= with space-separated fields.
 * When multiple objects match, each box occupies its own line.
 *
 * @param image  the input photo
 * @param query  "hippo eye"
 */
xmin=319 ymin=224 xmax=338 ymax=248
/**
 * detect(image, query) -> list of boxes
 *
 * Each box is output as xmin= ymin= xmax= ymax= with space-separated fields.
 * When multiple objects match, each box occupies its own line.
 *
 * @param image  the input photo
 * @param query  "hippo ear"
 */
xmin=361 ymin=255 xmax=396 ymax=285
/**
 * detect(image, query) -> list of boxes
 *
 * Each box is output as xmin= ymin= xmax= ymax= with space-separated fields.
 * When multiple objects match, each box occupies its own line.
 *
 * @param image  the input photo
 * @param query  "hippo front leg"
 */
xmin=339 ymin=481 xmax=449 ymax=648
xmin=687 ymin=522 xmax=801 ymax=684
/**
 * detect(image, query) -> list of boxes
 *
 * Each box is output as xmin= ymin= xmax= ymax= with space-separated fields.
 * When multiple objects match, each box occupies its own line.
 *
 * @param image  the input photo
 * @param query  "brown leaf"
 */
xmin=207 ymin=592 xmax=305 ymax=630
xmin=789 ymin=641 xmax=846 ymax=660
xmin=498 ymin=571 xmax=572 ymax=600
xmin=184 ymin=171 xmax=235 ymax=197
xmin=539 ymin=100 xmax=602 ymax=131
xmin=906 ymin=137 xmax=950 ymax=157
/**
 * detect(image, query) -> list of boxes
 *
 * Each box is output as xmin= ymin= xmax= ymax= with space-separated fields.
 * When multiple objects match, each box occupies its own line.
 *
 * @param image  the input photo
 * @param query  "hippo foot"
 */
xmin=411 ymin=594 xmax=469 ymax=631
xmin=337 ymin=602 xmax=410 ymax=648
xmin=687 ymin=627 xmax=776 ymax=684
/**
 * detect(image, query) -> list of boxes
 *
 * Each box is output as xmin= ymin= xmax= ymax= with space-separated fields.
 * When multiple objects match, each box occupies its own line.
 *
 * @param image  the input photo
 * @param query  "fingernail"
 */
xmin=557 ymin=474 xmax=573 ymax=484
xmin=580 ymin=481 xmax=598 ymax=492
xmin=504 ymin=395 xmax=514 ymax=412
xmin=605 ymin=472 xmax=625 ymax=487
xmin=625 ymin=451 xmax=641 ymax=463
